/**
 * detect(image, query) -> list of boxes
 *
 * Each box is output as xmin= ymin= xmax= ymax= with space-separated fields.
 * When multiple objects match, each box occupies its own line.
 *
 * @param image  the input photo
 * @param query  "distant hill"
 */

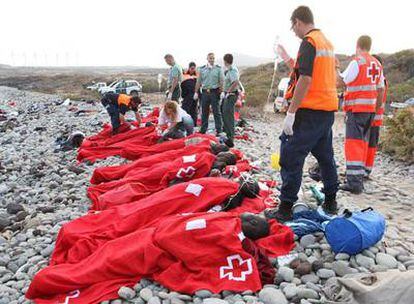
xmin=241 ymin=49 xmax=414 ymax=107
xmin=215 ymin=53 xmax=272 ymax=68
xmin=233 ymin=53 xmax=273 ymax=67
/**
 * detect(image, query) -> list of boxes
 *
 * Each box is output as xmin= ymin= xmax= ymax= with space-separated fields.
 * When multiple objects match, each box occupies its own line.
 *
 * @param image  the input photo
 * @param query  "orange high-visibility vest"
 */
xmin=284 ymin=30 xmax=338 ymax=111
xmin=372 ymin=78 xmax=387 ymax=126
xmin=117 ymin=94 xmax=132 ymax=107
xmin=343 ymin=53 xmax=382 ymax=113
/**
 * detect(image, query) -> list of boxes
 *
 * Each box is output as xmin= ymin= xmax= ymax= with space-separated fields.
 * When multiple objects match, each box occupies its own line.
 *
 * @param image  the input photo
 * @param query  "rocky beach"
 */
xmin=1 ymin=86 xmax=414 ymax=304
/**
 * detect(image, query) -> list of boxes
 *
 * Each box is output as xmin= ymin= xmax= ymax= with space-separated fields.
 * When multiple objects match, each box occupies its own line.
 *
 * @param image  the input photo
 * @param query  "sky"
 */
xmin=0 ymin=0 xmax=413 ymax=67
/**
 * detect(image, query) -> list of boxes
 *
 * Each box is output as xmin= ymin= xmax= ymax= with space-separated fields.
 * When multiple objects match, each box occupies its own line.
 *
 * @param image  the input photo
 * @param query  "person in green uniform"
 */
xmin=194 ymin=53 xmax=224 ymax=135
xmin=164 ymin=54 xmax=183 ymax=101
xmin=221 ymin=53 xmax=240 ymax=147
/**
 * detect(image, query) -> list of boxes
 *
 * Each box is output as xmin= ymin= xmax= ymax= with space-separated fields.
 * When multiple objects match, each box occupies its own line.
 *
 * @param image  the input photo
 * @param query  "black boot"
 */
xmin=321 ymin=193 xmax=338 ymax=215
xmin=339 ymin=183 xmax=363 ymax=194
xmin=264 ymin=201 xmax=293 ymax=223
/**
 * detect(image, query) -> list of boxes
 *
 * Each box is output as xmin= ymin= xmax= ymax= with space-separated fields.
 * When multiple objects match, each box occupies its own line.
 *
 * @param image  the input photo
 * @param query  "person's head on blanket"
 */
xmin=223 ymin=174 xmax=260 ymax=210
xmin=240 ymin=212 xmax=270 ymax=240
xmin=211 ymin=151 xmax=237 ymax=172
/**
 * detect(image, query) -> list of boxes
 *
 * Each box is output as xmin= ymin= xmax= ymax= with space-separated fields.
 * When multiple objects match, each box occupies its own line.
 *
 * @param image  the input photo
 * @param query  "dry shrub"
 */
xmin=380 ymin=107 xmax=414 ymax=163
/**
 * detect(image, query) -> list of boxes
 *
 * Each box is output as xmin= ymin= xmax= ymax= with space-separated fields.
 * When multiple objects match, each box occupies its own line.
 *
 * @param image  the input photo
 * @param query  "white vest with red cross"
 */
xmin=343 ymin=53 xmax=382 ymax=113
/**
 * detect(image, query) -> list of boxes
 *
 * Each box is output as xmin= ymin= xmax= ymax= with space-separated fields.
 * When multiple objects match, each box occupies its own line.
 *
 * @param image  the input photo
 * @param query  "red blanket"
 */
xmin=88 ymin=152 xmax=217 ymax=210
xmin=90 ymin=141 xmax=212 ymax=184
xmin=77 ymin=127 xmax=159 ymax=163
xmin=27 ymin=213 xmax=267 ymax=304
xmin=51 ymin=178 xmax=240 ymax=265
xmin=120 ymin=133 xmax=217 ymax=160
xmin=83 ymin=123 xmax=131 ymax=146
xmin=140 ymin=107 xmax=160 ymax=124
xmin=81 ymin=125 xmax=158 ymax=148
xmin=225 ymin=159 xmax=252 ymax=177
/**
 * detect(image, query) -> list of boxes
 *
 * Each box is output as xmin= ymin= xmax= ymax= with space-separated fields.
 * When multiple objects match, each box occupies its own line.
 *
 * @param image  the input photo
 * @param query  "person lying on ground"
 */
xmin=27 ymin=212 xmax=290 ymax=304
xmin=90 ymin=141 xmax=231 ymax=184
xmin=50 ymin=177 xmax=273 ymax=266
xmin=87 ymin=151 xmax=242 ymax=210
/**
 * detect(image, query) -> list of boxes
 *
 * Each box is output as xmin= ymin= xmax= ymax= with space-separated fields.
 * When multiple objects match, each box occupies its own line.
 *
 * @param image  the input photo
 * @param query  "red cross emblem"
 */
xmin=59 ymin=290 xmax=80 ymax=304
xmin=367 ymin=61 xmax=380 ymax=83
xmin=219 ymin=254 xmax=253 ymax=281
xmin=176 ymin=166 xmax=196 ymax=179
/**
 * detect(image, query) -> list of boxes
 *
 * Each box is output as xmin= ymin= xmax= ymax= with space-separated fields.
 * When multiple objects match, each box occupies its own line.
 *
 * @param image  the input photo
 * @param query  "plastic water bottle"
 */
xmin=310 ymin=185 xmax=325 ymax=205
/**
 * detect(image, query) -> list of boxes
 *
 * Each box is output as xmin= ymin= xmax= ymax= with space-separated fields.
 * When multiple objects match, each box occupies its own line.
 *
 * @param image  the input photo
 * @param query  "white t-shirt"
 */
xmin=340 ymin=59 xmax=385 ymax=88
xmin=159 ymin=106 xmax=191 ymax=125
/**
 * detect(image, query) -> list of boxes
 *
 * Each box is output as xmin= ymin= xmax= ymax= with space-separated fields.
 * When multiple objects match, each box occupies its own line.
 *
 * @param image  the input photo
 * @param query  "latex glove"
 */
xmin=220 ymin=92 xmax=226 ymax=100
xmin=193 ymin=92 xmax=199 ymax=100
xmin=166 ymin=91 xmax=172 ymax=100
xmin=283 ymin=112 xmax=295 ymax=136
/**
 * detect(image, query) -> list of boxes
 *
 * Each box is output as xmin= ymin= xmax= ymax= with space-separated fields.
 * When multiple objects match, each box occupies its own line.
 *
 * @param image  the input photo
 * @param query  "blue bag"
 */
xmin=325 ymin=207 xmax=386 ymax=255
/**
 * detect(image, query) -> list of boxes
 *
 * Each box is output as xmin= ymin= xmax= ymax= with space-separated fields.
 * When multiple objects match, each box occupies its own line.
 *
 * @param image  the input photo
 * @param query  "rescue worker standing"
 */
xmin=181 ymin=62 xmax=199 ymax=125
xmin=338 ymin=36 xmax=384 ymax=193
xmin=365 ymin=54 xmax=387 ymax=178
xmin=266 ymin=6 xmax=339 ymax=222
xmin=164 ymin=54 xmax=183 ymax=101
xmin=194 ymin=53 xmax=224 ymax=135
xmin=101 ymin=93 xmax=142 ymax=134
xmin=222 ymin=53 xmax=240 ymax=147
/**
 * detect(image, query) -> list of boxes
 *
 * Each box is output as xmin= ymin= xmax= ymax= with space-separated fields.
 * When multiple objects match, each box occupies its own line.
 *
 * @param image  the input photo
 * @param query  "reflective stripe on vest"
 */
xmin=346 ymin=85 xmax=377 ymax=92
xmin=315 ymin=49 xmax=335 ymax=58
xmin=374 ymin=114 xmax=383 ymax=121
xmin=346 ymin=98 xmax=377 ymax=106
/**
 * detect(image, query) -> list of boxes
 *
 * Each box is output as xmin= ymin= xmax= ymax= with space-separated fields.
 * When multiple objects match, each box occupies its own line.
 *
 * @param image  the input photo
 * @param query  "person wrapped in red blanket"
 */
xmin=77 ymin=126 xmax=160 ymax=163
xmin=27 ymin=212 xmax=293 ymax=304
xmin=120 ymin=133 xmax=218 ymax=160
xmin=81 ymin=125 xmax=158 ymax=149
xmin=51 ymin=177 xmax=280 ymax=266
xmin=88 ymin=151 xmax=239 ymax=210
xmin=89 ymin=151 xmax=219 ymax=210
xmin=90 ymin=141 xmax=231 ymax=184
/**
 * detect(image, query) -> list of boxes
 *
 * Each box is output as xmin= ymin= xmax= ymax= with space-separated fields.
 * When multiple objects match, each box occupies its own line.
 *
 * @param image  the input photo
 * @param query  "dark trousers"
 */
xmin=171 ymin=86 xmax=181 ymax=101
xmin=345 ymin=112 xmax=375 ymax=189
xmin=279 ymin=109 xmax=338 ymax=205
xmin=182 ymin=96 xmax=198 ymax=126
xmin=102 ymin=101 xmax=120 ymax=131
xmin=200 ymin=90 xmax=222 ymax=134
xmin=222 ymin=94 xmax=237 ymax=141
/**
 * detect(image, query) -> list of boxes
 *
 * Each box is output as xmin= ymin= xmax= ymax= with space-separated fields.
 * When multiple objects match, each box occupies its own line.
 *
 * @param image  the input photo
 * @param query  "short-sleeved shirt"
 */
xmin=297 ymin=30 xmax=317 ymax=77
xmin=168 ymin=63 xmax=183 ymax=88
xmin=158 ymin=106 xmax=191 ymax=125
xmin=102 ymin=93 xmax=138 ymax=114
xmin=198 ymin=65 xmax=224 ymax=89
xmin=340 ymin=59 xmax=385 ymax=88
xmin=224 ymin=66 xmax=240 ymax=92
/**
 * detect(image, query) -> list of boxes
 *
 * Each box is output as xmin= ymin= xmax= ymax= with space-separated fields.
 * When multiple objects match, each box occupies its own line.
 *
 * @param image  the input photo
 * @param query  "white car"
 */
xmin=273 ymin=77 xmax=290 ymax=113
xmin=86 ymin=82 xmax=106 ymax=91
xmin=99 ymin=80 xmax=143 ymax=96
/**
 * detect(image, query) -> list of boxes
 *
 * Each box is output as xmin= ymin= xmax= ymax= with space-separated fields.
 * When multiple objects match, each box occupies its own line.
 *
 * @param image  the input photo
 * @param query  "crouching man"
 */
xmin=101 ymin=92 xmax=142 ymax=134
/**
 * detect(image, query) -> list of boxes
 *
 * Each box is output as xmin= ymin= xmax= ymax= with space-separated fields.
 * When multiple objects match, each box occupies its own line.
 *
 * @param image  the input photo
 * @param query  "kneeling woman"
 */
xmin=159 ymin=100 xmax=194 ymax=141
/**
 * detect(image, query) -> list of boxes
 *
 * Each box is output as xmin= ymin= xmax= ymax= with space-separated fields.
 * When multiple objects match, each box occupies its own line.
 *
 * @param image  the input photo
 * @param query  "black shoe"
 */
xmin=339 ymin=183 xmax=363 ymax=194
xmin=264 ymin=202 xmax=293 ymax=223
xmin=321 ymin=200 xmax=338 ymax=215
xmin=224 ymin=138 xmax=234 ymax=148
